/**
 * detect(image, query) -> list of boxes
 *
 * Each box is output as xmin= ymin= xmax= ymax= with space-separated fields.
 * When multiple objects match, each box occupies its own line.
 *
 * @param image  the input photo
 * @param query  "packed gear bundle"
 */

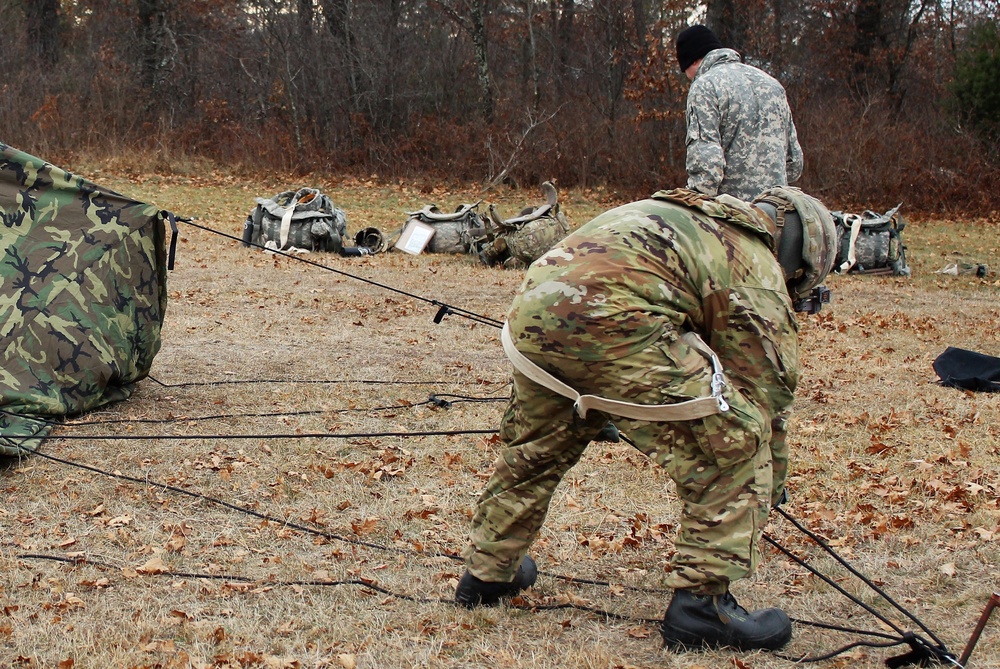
xmin=831 ymin=203 xmax=910 ymax=276
xmin=399 ymin=202 xmax=485 ymax=254
xmin=392 ymin=182 xmax=571 ymax=267
xmin=242 ymin=188 xmax=350 ymax=253
xmin=476 ymin=181 xmax=570 ymax=268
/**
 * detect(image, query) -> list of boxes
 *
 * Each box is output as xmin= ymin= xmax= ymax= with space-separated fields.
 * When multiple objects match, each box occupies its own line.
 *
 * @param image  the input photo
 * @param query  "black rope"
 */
xmin=792 ymin=617 xmax=901 ymax=641
xmin=16 ymin=553 xmax=659 ymax=620
xmin=4 ymin=395 xmax=506 ymax=428
xmin=146 ymin=375 xmax=505 ymax=388
xmin=8 ymin=438 xmax=685 ymax=599
xmin=772 ymin=506 xmax=948 ymax=649
xmin=538 ymin=572 xmax=667 ymax=594
xmin=619 ymin=433 xmax=954 ymax=665
xmin=16 ymin=443 xmax=432 ymax=555
xmin=9 ymin=437 xmax=962 ymax=665
xmin=776 ymin=637 xmax=911 ymax=664
xmin=31 ymin=429 xmax=499 ymax=441
xmin=763 ymin=534 xmax=907 ymax=637
xmin=182 ymin=220 xmax=504 ymax=329
xmin=17 ymin=553 xmax=448 ymax=604
xmin=7 ymin=413 xmax=956 ymax=663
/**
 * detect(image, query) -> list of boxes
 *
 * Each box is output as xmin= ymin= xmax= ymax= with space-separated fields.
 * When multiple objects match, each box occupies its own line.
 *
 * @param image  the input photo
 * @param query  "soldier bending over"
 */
xmin=455 ymin=187 xmax=837 ymax=653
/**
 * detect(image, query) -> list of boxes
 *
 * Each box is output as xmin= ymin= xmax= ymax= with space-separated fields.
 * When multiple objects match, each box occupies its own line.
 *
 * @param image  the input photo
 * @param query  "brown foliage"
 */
xmin=2 ymin=1 xmax=1000 ymax=215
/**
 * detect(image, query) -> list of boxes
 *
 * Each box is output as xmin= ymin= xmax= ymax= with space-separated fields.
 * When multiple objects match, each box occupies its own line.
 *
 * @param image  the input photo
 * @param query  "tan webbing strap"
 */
xmin=279 ymin=203 xmax=295 ymax=249
xmin=501 ymin=322 xmax=730 ymax=421
xmin=838 ymin=214 xmax=863 ymax=273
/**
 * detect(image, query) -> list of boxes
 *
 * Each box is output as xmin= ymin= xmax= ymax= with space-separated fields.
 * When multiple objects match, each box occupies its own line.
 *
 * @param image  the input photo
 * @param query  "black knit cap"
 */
xmin=676 ymin=25 xmax=724 ymax=72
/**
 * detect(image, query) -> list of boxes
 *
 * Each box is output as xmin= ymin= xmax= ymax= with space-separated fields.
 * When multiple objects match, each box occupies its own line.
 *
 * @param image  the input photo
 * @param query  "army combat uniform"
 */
xmin=463 ymin=189 xmax=799 ymax=595
xmin=685 ymin=49 xmax=803 ymax=202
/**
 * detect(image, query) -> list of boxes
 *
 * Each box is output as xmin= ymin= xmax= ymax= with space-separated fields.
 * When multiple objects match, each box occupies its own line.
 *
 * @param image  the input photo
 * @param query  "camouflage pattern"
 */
xmin=0 ymin=143 xmax=169 ymax=455
xmin=844 ymin=227 xmax=907 ymax=274
xmin=464 ymin=190 xmax=799 ymax=594
xmin=422 ymin=213 xmax=484 ymax=255
xmin=478 ymin=211 xmax=570 ymax=269
xmin=245 ymin=188 xmax=347 ymax=253
xmin=832 ymin=206 xmax=910 ymax=276
xmin=503 ymin=213 xmax=570 ymax=267
xmin=754 ymin=187 xmax=839 ymax=300
xmin=686 ymin=49 xmax=803 ymax=202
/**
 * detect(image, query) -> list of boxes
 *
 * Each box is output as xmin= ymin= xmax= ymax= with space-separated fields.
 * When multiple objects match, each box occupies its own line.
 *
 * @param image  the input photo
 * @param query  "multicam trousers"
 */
xmin=463 ymin=334 xmax=775 ymax=595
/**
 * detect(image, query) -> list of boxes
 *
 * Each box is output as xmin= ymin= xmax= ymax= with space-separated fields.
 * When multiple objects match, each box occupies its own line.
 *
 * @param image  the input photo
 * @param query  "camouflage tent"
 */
xmin=0 ymin=143 xmax=170 ymax=455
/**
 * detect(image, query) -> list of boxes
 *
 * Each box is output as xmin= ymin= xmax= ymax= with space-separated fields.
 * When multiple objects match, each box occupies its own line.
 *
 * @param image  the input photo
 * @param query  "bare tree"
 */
xmin=137 ymin=0 xmax=176 ymax=91
xmin=321 ymin=0 xmax=364 ymax=105
xmin=845 ymin=0 xmax=931 ymax=105
xmin=433 ymin=0 xmax=496 ymax=121
xmin=705 ymin=0 xmax=752 ymax=53
xmin=23 ymin=0 xmax=60 ymax=65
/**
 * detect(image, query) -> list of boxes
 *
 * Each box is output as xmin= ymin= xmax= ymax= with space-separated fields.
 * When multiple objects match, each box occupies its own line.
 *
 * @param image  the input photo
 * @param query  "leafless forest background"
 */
xmin=3 ymin=0 xmax=1000 ymax=215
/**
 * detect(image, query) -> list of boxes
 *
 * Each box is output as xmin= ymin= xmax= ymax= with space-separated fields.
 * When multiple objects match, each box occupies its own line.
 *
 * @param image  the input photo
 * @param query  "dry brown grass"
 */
xmin=2 ymin=170 xmax=999 ymax=669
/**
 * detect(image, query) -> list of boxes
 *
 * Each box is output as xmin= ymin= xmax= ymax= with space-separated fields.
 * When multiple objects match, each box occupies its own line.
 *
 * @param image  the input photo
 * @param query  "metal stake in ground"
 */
xmin=958 ymin=591 xmax=1000 ymax=668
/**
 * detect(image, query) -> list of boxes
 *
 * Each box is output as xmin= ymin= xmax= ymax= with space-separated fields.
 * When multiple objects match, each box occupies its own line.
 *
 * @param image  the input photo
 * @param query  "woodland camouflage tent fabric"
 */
xmin=0 ymin=143 xmax=169 ymax=455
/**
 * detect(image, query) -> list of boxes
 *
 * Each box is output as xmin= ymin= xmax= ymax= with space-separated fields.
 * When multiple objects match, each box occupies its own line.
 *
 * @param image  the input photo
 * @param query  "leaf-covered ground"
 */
xmin=2 ymin=167 xmax=999 ymax=668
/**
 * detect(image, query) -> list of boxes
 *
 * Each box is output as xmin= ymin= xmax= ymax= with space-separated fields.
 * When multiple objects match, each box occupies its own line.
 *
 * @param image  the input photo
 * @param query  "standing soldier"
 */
xmin=676 ymin=25 xmax=804 ymax=202
xmin=455 ymin=187 xmax=837 ymax=653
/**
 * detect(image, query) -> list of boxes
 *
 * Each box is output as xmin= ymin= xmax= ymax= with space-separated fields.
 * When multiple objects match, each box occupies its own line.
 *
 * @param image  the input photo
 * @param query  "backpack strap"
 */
xmin=406 ymin=203 xmax=480 ymax=222
xmin=502 ymin=203 xmax=554 ymax=225
xmin=501 ymin=322 xmax=729 ymax=421
xmin=838 ymin=214 xmax=864 ymax=273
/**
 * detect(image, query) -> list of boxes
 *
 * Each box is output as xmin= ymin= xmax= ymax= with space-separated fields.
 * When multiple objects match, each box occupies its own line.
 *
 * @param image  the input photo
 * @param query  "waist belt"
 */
xmin=501 ymin=322 xmax=730 ymax=421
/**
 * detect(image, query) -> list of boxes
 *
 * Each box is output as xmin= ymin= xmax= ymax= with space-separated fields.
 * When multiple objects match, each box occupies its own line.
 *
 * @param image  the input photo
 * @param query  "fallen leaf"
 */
xmin=137 ymin=557 xmax=169 ymax=575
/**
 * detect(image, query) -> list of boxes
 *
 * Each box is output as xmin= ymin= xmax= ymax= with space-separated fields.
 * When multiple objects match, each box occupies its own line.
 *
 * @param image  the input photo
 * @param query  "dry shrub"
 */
xmin=798 ymin=90 xmax=1000 ymax=216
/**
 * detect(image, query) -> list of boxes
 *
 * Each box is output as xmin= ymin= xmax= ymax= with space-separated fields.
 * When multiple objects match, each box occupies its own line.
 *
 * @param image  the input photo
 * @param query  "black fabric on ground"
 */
xmin=932 ymin=347 xmax=1000 ymax=392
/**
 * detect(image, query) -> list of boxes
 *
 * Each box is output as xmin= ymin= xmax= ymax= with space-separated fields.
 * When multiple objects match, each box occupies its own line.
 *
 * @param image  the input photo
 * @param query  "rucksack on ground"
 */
xmin=832 ymin=203 xmax=910 ymax=276
xmin=397 ymin=202 xmax=485 ymax=254
xmin=242 ymin=188 xmax=348 ymax=253
xmin=477 ymin=182 xmax=570 ymax=269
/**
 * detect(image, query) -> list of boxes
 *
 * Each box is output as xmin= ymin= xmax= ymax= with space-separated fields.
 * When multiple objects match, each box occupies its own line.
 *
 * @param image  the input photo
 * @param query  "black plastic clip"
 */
xmin=166 ymin=211 xmax=180 ymax=270
xmin=429 ymin=395 xmax=452 ymax=409
xmin=433 ymin=305 xmax=452 ymax=324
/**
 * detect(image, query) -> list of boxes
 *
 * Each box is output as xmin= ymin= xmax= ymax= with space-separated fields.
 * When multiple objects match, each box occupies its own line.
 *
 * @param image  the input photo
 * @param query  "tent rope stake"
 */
xmin=958 ymin=592 xmax=1000 ymax=668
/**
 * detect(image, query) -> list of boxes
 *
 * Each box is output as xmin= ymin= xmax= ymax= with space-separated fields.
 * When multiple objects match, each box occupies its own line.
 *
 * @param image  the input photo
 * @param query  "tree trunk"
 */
xmin=469 ymin=0 xmax=494 ymax=122
xmin=321 ymin=0 xmax=362 ymax=103
xmin=137 ymin=0 xmax=172 ymax=91
xmin=24 ymin=0 xmax=60 ymax=64
xmin=705 ymin=0 xmax=749 ymax=54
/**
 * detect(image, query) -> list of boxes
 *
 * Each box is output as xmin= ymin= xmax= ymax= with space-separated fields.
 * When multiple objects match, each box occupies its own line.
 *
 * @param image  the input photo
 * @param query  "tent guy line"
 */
xmin=11 ymin=443 xmax=946 ymax=665
xmin=5 ymin=421 xmax=964 ymax=666
xmin=178 ymin=219 xmax=505 ymax=330
xmin=3 ymin=393 xmax=506 ymax=427
xmin=11 ymin=442 xmax=671 ymax=598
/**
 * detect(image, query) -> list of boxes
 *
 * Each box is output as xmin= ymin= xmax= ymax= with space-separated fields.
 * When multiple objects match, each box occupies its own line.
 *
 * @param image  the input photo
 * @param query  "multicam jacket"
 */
xmin=506 ymin=189 xmax=799 ymax=423
xmin=685 ymin=48 xmax=803 ymax=202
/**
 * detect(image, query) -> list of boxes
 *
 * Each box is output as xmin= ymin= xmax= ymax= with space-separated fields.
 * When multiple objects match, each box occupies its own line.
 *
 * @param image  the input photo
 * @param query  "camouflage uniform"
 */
xmin=685 ymin=49 xmax=803 ymax=202
xmin=464 ymin=190 xmax=799 ymax=595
